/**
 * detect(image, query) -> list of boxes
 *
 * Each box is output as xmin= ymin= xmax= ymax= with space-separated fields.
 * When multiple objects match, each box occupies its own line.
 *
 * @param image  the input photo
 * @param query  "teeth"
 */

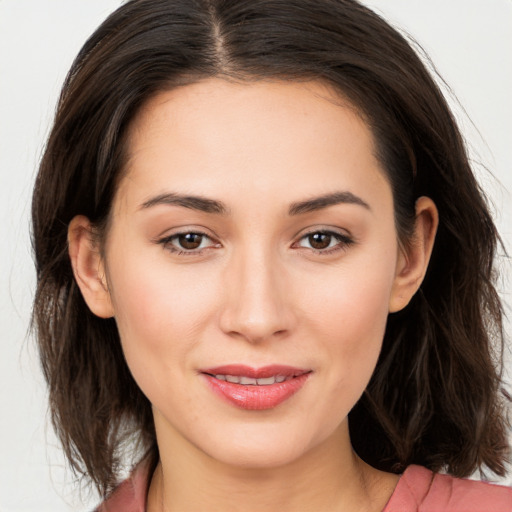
xmin=240 ymin=376 xmax=258 ymax=385
xmin=213 ymin=374 xmax=291 ymax=385
xmin=256 ymin=377 xmax=276 ymax=385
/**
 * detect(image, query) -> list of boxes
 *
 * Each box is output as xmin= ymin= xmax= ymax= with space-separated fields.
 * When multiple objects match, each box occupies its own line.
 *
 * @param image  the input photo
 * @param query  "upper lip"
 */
xmin=201 ymin=365 xmax=311 ymax=379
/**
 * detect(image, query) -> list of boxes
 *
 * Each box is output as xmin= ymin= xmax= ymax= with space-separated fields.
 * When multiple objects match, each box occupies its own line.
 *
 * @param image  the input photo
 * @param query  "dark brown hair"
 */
xmin=32 ymin=0 xmax=509 ymax=497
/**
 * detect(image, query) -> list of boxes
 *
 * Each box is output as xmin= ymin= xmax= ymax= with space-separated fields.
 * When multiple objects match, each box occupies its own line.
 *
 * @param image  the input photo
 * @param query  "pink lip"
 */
xmin=200 ymin=365 xmax=311 ymax=410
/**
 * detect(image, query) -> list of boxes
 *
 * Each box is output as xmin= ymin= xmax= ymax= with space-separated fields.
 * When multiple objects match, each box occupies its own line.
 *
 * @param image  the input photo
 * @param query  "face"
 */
xmin=96 ymin=79 xmax=408 ymax=468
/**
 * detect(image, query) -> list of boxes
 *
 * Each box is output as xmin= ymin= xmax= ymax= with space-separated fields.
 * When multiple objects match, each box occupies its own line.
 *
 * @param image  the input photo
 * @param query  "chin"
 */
xmin=196 ymin=425 xmax=326 ymax=470
xmin=209 ymin=445 xmax=306 ymax=470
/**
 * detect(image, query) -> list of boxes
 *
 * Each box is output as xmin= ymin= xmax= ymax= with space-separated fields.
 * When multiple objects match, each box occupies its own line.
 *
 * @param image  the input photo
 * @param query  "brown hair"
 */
xmin=31 ymin=0 xmax=509 ymax=497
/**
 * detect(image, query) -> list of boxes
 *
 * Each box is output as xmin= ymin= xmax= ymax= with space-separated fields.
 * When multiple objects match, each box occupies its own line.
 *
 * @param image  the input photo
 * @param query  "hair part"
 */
xmin=32 ymin=0 xmax=509 ymax=496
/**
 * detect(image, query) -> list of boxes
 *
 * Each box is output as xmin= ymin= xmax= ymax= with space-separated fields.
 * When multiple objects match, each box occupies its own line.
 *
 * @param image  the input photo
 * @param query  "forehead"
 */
xmin=127 ymin=78 xmax=366 ymax=156
xmin=117 ymin=78 xmax=389 ymax=212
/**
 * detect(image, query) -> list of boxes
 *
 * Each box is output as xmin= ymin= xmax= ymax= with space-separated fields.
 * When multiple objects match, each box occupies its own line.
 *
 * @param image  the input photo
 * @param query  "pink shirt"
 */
xmin=96 ymin=463 xmax=512 ymax=511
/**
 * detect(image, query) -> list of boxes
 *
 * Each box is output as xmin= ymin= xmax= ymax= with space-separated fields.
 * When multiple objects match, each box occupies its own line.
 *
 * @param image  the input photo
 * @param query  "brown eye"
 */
xmin=159 ymin=231 xmax=219 ymax=255
xmin=295 ymin=230 xmax=354 ymax=254
xmin=308 ymin=232 xmax=332 ymax=250
xmin=177 ymin=233 xmax=204 ymax=250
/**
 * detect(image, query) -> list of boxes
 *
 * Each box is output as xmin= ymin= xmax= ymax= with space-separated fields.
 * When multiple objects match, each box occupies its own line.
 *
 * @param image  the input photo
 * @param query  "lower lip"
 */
xmin=203 ymin=373 xmax=311 ymax=410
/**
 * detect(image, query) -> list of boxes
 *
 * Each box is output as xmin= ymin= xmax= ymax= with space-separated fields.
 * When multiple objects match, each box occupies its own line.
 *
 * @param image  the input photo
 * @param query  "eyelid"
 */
xmin=292 ymin=227 xmax=355 ymax=254
xmin=154 ymin=225 xmax=355 ymax=257
xmin=156 ymin=228 xmax=221 ymax=255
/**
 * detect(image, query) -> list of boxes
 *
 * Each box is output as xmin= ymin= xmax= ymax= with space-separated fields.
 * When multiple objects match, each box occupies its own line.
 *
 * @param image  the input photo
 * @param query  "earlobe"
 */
xmin=389 ymin=196 xmax=438 ymax=313
xmin=68 ymin=215 xmax=114 ymax=318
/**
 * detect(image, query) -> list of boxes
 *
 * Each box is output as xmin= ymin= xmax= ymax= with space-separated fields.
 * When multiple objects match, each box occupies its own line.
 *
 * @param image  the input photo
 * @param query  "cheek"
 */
xmin=298 ymin=247 xmax=397 ymax=392
xmin=106 ymin=250 xmax=221 ymax=371
xmin=302 ymin=254 xmax=395 ymax=342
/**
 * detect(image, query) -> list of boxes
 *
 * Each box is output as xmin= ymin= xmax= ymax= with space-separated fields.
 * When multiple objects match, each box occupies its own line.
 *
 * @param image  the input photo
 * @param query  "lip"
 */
xmin=200 ymin=365 xmax=312 ymax=410
xmin=202 ymin=364 xmax=309 ymax=379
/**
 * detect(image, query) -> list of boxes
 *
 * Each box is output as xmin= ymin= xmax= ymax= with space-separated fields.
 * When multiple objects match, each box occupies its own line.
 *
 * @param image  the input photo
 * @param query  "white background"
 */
xmin=0 ymin=1 xmax=511 ymax=511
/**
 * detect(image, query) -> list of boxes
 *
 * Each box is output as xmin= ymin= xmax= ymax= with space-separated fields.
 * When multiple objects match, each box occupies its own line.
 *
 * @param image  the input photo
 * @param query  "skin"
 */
xmin=69 ymin=79 xmax=438 ymax=511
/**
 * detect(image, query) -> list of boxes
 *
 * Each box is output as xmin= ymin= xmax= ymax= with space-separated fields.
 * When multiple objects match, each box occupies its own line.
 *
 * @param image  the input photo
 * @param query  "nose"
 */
xmin=218 ymin=247 xmax=296 ymax=344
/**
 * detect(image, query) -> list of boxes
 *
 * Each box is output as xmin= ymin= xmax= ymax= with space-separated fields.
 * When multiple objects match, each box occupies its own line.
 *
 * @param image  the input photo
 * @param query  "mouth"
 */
xmin=200 ymin=365 xmax=312 ymax=410
xmin=209 ymin=374 xmax=291 ymax=385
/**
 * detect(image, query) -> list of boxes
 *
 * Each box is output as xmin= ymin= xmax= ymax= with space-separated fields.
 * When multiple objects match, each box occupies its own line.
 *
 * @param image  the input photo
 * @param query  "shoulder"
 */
xmin=384 ymin=465 xmax=512 ymax=512
xmin=93 ymin=460 xmax=150 ymax=512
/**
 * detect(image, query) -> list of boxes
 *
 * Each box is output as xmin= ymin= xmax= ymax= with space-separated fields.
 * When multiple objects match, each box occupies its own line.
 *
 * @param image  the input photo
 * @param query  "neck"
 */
xmin=147 ymin=421 xmax=398 ymax=512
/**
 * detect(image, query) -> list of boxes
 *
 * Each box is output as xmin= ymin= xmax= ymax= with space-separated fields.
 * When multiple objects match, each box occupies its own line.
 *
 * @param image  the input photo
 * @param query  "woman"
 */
xmin=31 ymin=0 xmax=511 ymax=510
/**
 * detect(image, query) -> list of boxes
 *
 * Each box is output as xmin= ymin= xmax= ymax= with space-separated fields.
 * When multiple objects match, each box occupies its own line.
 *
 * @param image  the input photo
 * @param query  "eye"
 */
xmin=295 ymin=230 xmax=354 ymax=253
xmin=159 ymin=231 xmax=219 ymax=254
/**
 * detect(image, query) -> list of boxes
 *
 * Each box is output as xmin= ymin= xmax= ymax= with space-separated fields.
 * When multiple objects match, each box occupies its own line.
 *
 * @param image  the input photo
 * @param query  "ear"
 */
xmin=68 ymin=215 xmax=114 ymax=318
xmin=389 ymin=196 xmax=438 ymax=313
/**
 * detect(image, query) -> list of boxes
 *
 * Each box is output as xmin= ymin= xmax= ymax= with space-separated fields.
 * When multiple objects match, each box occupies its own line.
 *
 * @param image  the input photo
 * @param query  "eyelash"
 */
xmin=157 ymin=229 xmax=355 ymax=256
xmin=158 ymin=230 xmax=217 ymax=256
xmin=294 ymin=230 xmax=355 ymax=255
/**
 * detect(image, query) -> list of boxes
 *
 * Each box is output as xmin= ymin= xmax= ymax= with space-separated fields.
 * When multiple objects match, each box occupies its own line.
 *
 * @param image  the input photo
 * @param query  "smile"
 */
xmin=201 ymin=365 xmax=312 ymax=410
xmin=211 ymin=374 xmax=290 ymax=385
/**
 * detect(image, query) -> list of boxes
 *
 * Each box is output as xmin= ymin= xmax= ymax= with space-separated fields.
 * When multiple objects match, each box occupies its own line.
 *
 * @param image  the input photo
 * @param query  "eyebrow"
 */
xmin=139 ymin=190 xmax=370 ymax=216
xmin=139 ymin=193 xmax=229 ymax=215
xmin=288 ymin=191 xmax=371 ymax=215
